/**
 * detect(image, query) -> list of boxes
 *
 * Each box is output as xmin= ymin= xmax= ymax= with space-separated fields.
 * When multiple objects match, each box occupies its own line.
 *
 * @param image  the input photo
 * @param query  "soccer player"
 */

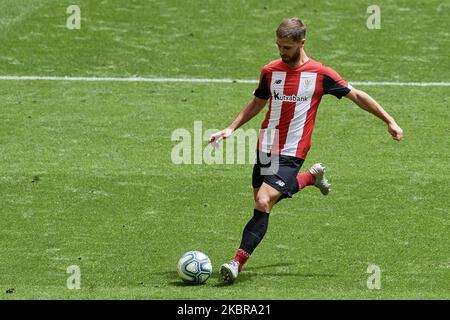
xmin=208 ymin=17 xmax=403 ymax=283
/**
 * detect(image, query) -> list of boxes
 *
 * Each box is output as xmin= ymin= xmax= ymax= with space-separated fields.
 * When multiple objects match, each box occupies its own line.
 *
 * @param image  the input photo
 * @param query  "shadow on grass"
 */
xmin=157 ymin=262 xmax=337 ymax=288
xmin=168 ymin=280 xmax=210 ymax=287
xmin=155 ymin=271 xmax=214 ymax=287
xmin=246 ymin=262 xmax=297 ymax=271
xmin=245 ymin=262 xmax=338 ymax=278
xmin=213 ymin=262 xmax=338 ymax=287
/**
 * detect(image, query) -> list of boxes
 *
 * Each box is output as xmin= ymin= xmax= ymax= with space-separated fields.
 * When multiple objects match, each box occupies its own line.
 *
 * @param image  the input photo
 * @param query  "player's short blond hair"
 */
xmin=276 ymin=17 xmax=306 ymax=42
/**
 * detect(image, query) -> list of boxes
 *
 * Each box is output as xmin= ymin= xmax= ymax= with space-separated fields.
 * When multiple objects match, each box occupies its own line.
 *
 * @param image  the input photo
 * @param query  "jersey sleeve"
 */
xmin=322 ymin=66 xmax=352 ymax=99
xmin=253 ymin=67 xmax=270 ymax=100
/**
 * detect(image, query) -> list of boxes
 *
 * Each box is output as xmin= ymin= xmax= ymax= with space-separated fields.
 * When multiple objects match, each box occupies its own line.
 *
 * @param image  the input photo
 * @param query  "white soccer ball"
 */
xmin=177 ymin=251 xmax=212 ymax=284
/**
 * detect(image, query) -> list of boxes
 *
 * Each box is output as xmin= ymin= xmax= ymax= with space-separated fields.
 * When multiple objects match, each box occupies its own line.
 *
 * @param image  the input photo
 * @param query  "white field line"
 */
xmin=0 ymin=76 xmax=449 ymax=86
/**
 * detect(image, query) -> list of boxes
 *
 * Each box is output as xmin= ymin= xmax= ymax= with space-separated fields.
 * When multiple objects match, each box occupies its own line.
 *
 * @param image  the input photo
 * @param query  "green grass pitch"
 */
xmin=0 ymin=0 xmax=449 ymax=299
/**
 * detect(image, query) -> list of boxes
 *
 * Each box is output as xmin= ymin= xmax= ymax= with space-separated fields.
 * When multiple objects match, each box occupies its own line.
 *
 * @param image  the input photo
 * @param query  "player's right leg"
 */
xmin=220 ymin=183 xmax=281 ymax=284
xmin=220 ymin=152 xmax=303 ymax=284
xmin=253 ymin=187 xmax=259 ymax=202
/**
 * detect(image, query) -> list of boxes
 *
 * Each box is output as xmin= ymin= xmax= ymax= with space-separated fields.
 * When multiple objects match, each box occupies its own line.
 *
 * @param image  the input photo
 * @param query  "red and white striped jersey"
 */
xmin=254 ymin=58 xmax=352 ymax=159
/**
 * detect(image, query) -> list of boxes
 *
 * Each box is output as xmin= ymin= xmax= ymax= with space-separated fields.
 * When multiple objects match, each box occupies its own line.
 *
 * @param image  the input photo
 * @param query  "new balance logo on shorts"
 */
xmin=275 ymin=180 xmax=285 ymax=187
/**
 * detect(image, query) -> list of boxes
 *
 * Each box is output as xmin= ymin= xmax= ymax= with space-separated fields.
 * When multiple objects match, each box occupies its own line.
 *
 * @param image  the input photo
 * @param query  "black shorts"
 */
xmin=252 ymin=151 xmax=304 ymax=199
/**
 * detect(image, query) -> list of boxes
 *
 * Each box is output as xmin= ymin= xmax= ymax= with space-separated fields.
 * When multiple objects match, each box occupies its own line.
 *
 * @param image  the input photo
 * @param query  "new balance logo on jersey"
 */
xmin=273 ymin=91 xmax=309 ymax=102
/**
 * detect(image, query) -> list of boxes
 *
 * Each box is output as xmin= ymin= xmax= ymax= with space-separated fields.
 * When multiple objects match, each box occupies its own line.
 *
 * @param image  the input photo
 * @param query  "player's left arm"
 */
xmin=344 ymin=88 xmax=404 ymax=141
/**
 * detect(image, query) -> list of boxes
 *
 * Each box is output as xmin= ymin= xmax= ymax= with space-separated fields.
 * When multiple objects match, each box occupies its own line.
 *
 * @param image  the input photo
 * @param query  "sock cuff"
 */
xmin=237 ymin=248 xmax=250 ymax=259
xmin=253 ymin=208 xmax=270 ymax=216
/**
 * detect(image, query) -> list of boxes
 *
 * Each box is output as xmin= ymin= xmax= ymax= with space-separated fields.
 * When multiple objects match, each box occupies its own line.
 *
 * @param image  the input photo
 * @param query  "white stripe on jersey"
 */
xmin=261 ymin=71 xmax=286 ymax=153
xmin=281 ymin=72 xmax=317 ymax=157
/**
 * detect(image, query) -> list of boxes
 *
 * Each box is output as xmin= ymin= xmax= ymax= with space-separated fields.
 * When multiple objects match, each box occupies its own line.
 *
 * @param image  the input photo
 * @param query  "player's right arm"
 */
xmin=208 ymin=96 xmax=267 ymax=145
xmin=209 ymin=67 xmax=270 ymax=146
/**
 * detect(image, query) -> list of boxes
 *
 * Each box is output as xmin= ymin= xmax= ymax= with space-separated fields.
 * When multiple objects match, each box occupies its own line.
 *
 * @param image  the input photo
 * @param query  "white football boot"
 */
xmin=219 ymin=261 xmax=240 ymax=284
xmin=309 ymin=163 xmax=331 ymax=195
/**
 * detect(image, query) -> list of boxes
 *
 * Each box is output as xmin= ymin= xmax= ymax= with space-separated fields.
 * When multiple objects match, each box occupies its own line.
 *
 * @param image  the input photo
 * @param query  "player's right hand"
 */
xmin=208 ymin=128 xmax=234 ymax=148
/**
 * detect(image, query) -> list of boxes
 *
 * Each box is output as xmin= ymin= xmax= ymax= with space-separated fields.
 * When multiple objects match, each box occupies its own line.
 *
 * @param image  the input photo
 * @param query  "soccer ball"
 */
xmin=177 ymin=251 xmax=212 ymax=284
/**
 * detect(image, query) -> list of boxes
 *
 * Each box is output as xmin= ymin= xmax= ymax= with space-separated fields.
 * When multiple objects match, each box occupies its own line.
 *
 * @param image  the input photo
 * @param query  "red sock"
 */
xmin=233 ymin=249 xmax=250 ymax=272
xmin=297 ymin=172 xmax=316 ymax=190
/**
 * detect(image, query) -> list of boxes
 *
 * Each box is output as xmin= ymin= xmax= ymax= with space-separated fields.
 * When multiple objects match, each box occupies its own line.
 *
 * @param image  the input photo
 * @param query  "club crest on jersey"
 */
xmin=303 ymin=79 xmax=312 ymax=89
xmin=273 ymin=91 xmax=308 ymax=102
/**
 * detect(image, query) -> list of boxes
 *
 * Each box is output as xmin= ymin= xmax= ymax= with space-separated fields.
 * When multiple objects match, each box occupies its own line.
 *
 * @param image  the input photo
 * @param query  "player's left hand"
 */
xmin=388 ymin=122 xmax=403 ymax=141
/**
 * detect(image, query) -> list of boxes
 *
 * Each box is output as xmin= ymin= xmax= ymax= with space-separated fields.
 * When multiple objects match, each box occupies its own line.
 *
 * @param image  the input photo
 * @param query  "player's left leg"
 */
xmin=297 ymin=163 xmax=331 ymax=195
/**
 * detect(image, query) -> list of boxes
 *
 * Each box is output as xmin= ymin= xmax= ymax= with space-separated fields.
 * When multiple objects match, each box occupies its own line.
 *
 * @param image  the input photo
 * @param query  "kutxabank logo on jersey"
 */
xmin=273 ymin=91 xmax=309 ymax=102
